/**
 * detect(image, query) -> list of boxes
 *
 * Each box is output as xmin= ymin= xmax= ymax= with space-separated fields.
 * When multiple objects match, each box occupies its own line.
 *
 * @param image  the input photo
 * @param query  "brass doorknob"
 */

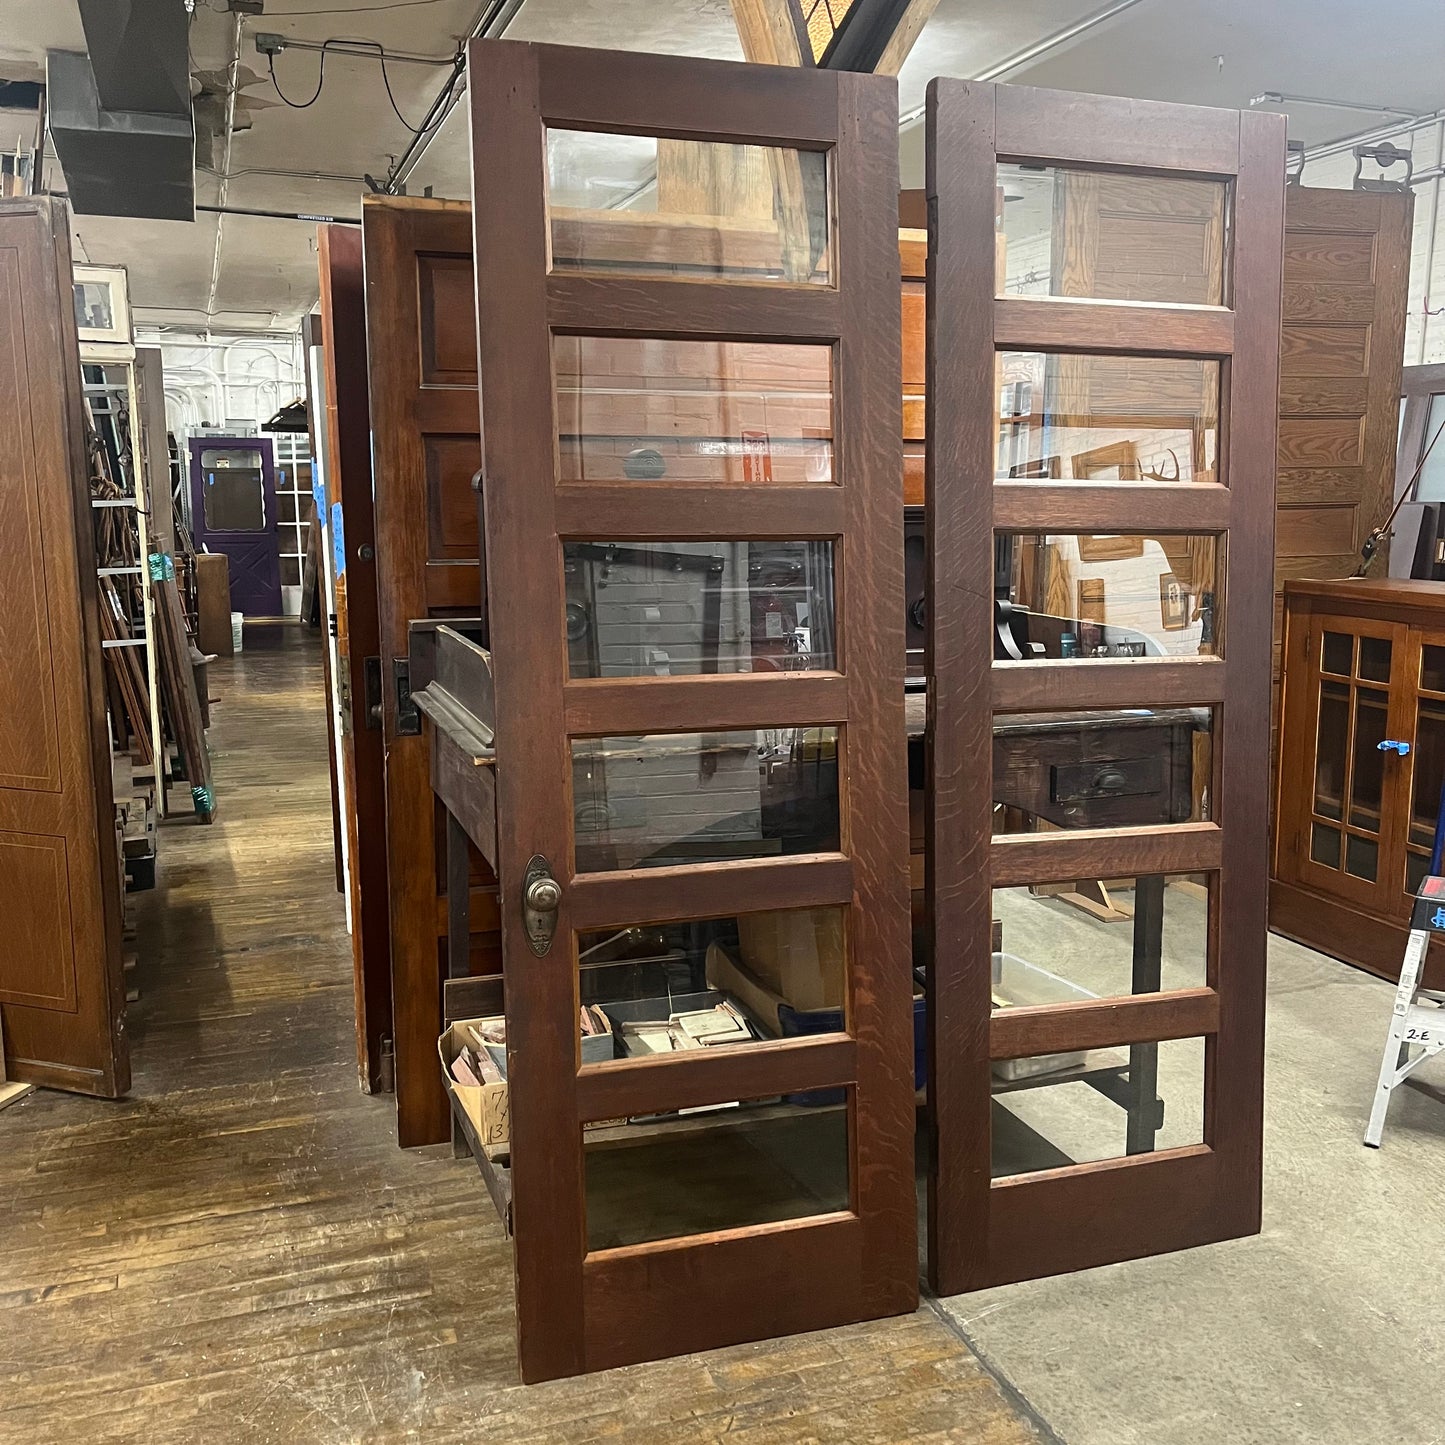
xmin=525 ymin=877 xmax=561 ymax=912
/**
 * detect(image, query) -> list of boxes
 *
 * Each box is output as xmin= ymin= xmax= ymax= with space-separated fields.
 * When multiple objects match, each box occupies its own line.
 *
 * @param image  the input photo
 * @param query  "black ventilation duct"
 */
xmin=46 ymin=1 xmax=194 ymax=222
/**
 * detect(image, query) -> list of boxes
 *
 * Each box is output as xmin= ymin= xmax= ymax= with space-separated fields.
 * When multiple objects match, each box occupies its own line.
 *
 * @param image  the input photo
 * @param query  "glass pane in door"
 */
xmin=994 ymin=167 xmax=1227 ymax=305
xmin=576 ymin=905 xmax=849 ymax=1047
xmin=991 ymin=1036 xmax=1205 ymax=1177
xmin=994 ymin=353 xmax=1220 ymax=484
xmin=1411 ymin=697 xmax=1445 ymax=851
xmin=200 ymin=448 xmax=266 ymax=531
xmin=1348 ymin=687 xmax=1389 ymax=832
xmin=1313 ymin=680 xmax=1350 ymax=821
xmin=547 ymin=131 xmax=832 ymax=285
xmin=554 ymin=337 xmax=834 ymax=485
xmin=572 ymin=727 xmax=839 ymax=871
xmin=563 ymin=539 xmax=836 ymax=677
xmin=585 ymin=1094 xmax=850 ymax=1251
xmin=1358 ymin=636 xmax=1393 ymax=683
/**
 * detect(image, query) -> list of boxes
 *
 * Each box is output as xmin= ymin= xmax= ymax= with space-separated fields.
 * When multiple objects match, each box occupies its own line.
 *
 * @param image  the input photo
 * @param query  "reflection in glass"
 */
xmin=1359 ymin=635 xmax=1393 ymax=683
xmin=1314 ymin=680 xmax=1350 ymax=822
xmin=996 ymin=165 xmax=1227 ymax=305
xmin=996 ymin=353 xmax=1220 ymax=485
xmin=996 ymin=532 xmax=1218 ymax=659
xmin=992 ymin=1037 xmax=1204 ymax=1178
xmin=992 ymin=875 xmax=1207 ymax=1003
xmin=555 ymin=337 xmax=834 ymax=486
xmin=1349 ymin=687 xmax=1388 ymax=830
xmin=993 ymin=708 xmax=1212 ymax=831
xmin=572 ymin=727 xmax=839 ymax=871
xmin=564 ymin=540 xmax=835 ymax=678
xmin=1345 ymin=833 xmax=1379 ymax=883
xmin=585 ymin=1094 xmax=850 ymax=1250
xmin=1422 ymin=643 xmax=1445 ymax=694
xmin=1322 ymin=631 xmax=1353 ymax=676
xmin=1311 ymin=822 xmax=1341 ymax=868
xmin=547 ymin=130 xmax=831 ymax=284
xmin=576 ymin=906 xmax=845 ymax=1043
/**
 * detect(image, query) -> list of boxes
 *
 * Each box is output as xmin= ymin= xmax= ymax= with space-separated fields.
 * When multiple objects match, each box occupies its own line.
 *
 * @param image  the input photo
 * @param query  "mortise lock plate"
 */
xmin=522 ymin=854 xmax=561 ymax=956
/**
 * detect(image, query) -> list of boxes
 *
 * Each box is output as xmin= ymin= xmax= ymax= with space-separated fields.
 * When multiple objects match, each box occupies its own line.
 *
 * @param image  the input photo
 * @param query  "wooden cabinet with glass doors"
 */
xmin=1273 ymin=578 xmax=1445 ymax=988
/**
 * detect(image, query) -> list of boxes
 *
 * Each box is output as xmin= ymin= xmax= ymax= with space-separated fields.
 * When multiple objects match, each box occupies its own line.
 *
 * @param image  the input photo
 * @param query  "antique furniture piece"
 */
xmin=1272 ymin=578 xmax=1445 ymax=989
xmin=187 ymin=434 xmax=282 ymax=617
xmin=925 ymin=81 xmax=1284 ymax=1293
xmin=0 ymin=197 xmax=129 ymax=1095
xmin=448 ymin=38 xmax=915 ymax=1381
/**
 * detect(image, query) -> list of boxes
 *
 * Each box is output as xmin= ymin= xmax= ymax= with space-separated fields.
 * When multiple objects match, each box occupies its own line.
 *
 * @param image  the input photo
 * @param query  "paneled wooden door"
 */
xmin=0 ymin=198 xmax=128 ymax=1096
xmin=469 ymin=40 xmax=916 ymax=1380
xmin=925 ymin=82 xmax=1284 ymax=1293
xmin=362 ymin=198 xmax=501 ymax=1144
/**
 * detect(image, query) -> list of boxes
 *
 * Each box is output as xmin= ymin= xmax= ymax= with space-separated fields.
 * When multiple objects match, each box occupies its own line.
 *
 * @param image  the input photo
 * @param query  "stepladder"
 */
xmin=1364 ymin=876 xmax=1445 ymax=1148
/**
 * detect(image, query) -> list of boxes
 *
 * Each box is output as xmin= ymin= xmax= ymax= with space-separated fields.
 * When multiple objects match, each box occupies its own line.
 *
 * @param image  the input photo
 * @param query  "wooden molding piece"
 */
xmin=874 ymin=0 xmax=943 ymax=75
xmin=729 ymin=0 xmax=811 ymax=66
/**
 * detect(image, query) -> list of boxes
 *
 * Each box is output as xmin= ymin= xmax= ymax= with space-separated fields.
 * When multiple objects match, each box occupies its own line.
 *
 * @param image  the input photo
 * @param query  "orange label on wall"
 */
xmin=741 ymin=429 xmax=773 ymax=483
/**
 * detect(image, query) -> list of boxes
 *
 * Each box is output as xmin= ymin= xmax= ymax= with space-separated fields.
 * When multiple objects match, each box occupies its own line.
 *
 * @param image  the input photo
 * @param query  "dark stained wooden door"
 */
xmin=925 ymin=82 xmax=1284 ymax=1293
xmin=470 ymin=39 xmax=916 ymax=1381
xmin=362 ymin=198 xmax=500 ymax=1145
xmin=317 ymin=224 xmax=392 ymax=1093
xmin=0 ymin=197 xmax=128 ymax=1096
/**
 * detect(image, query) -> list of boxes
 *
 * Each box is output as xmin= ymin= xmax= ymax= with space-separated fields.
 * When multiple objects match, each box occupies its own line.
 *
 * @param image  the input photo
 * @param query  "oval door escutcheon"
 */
xmin=522 ymin=854 xmax=561 ymax=956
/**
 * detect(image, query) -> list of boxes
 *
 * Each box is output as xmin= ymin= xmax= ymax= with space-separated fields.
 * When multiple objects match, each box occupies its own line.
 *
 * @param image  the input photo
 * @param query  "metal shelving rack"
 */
xmin=76 ymin=265 xmax=167 ymax=813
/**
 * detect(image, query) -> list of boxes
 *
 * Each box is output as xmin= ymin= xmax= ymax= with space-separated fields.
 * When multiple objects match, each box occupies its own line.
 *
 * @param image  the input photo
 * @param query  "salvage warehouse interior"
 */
xmin=2 ymin=0 xmax=1445 ymax=1439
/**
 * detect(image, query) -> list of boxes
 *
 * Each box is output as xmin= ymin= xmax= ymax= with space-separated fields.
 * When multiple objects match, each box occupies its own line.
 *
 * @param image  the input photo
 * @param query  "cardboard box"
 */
xmin=439 ymin=1017 xmax=510 ymax=1151
xmin=736 ymin=907 xmax=845 ymax=1011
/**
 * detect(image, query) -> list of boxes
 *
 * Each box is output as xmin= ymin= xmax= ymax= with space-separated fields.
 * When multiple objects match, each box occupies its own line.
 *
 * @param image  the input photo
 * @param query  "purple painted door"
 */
xmin=189 ymin=437 xmax=283 ymax=616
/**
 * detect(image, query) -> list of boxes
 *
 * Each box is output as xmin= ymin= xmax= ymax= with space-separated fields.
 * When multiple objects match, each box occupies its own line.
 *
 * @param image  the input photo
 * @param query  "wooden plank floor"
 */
xmin=0 ymin=624 xmax=1049 ymax=1445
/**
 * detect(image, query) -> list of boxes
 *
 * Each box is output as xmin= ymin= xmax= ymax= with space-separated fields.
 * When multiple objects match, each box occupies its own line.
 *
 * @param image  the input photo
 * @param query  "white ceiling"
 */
xmin=0 ymin=0 xmax=1439 ymax=329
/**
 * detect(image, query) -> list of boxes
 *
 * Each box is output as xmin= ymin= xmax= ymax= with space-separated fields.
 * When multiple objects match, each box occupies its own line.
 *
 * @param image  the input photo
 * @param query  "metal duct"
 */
xmin=78 ymin=0 xmax=190 ymax=116
xmin=47 ymin=49 xmax=194 ymax=220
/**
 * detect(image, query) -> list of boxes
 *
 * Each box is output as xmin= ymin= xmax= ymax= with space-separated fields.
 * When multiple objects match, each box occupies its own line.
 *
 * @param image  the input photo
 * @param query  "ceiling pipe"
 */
xmin=204 ymin=12 xmax=245 ymax=324
xmin=1249 ymin=90 xmax=1422 ymax=119
xmin=384 ymin=0 xmax=528 ymax=196
xmin=897 ymin=0 xmax=1152 ymax=128
xmin=1301 ymin=108 xmax=1445 ymax=164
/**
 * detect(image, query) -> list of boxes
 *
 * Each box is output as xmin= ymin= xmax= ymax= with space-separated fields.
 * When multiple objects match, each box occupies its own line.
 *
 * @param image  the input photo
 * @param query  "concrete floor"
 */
xmin=942 ymin=921 xmax=1445 ymax=1445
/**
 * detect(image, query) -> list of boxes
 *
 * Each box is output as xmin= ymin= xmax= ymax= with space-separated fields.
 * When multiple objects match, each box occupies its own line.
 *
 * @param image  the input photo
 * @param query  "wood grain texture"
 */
xmin=926 ymin=86 xmax=1283 ymax=1295
xmin=363 ymin=197 xmax=492 ymax=1147
xmin=0 ymin=627 xmax=1046 ymax=1444
xmin=318 ymin=223 xmax=392 ymax=1094
xmin=924 ymin=75 xmax=998 ymax=1296
xmin=990 ymin=987 xmax=1219 ymax=1059
xmin=0 ymin=198 xmax=127 ymax=1097
xmin=469 ymin=39 xmax=915 ymax=1381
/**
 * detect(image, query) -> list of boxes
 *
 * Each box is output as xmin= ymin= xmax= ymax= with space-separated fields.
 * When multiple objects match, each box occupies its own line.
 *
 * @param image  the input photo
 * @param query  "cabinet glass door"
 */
xmin=926 ymin=81 xmax=1283 ymax=1293
xmin=1294 ymin=614 xmax=1411 ymax=911
xmin=470 ymin=41 xmax=915 ymax=1383
xmin=1406 ymin=633 xmax=1445 ymax=897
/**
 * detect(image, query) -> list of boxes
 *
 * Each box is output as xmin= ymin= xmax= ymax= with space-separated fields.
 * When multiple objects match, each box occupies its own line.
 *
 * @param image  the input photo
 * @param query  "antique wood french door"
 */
xmin=925 ymin=82 xmax=1284 ymax=1292
xmin=469 ymin=40 xmax=916 ymax=1380
xmin=362 ymin=198 xmax=501 ymax=1144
